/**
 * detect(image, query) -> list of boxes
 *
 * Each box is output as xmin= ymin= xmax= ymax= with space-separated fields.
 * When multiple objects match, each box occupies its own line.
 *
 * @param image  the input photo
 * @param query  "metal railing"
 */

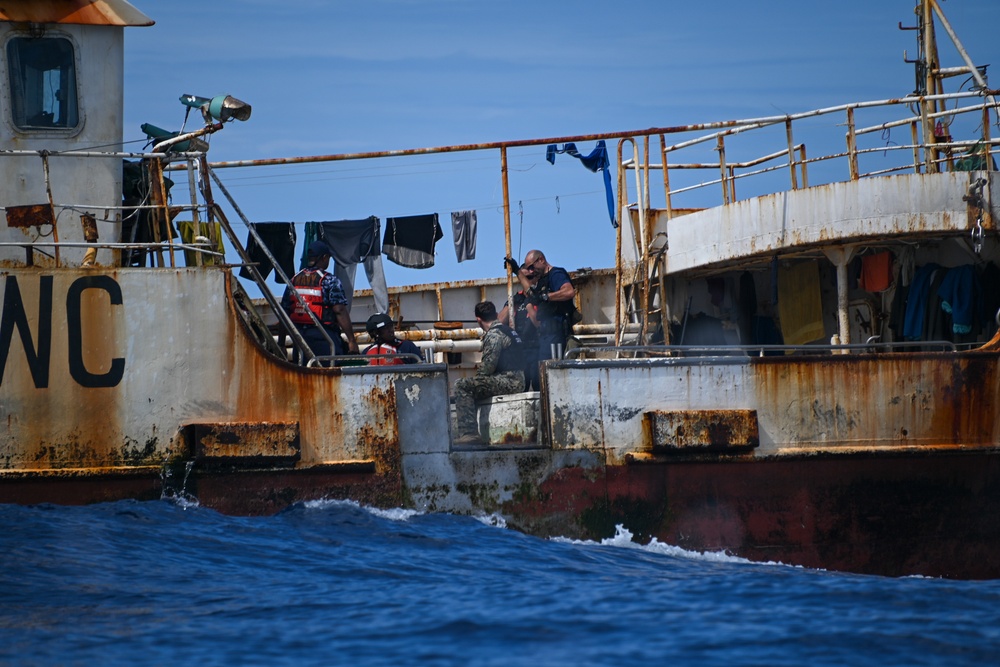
xmin=616 ymin=90 xmax=999 ymax=222
xmin=564 ymin=340 xmax=960 ymax=361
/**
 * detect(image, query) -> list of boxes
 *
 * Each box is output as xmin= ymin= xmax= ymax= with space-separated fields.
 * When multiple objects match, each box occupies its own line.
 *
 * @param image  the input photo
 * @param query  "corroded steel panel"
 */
xmin=0 ymin=268 xmax=442 ymax=475
xmin=496 ymin=448 xmax=1000 ymax=579
xmin=192 ymin=421 xmax=300 ymax=462
xmin=543 ymin=349 xmax=1000 ymax=458
xmin=5 ymin=204 xmax=53 ymax=229
xmin=643 ymin=409 xmax=758 ymax=451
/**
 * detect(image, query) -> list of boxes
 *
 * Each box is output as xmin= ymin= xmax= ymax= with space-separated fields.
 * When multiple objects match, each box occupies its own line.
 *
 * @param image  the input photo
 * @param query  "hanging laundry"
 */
xmin=902 ymin=263 xmax=941 ymax=340
xmin=178 ymin=221 xmax=225 ymax=267
xmin=451 ymin=210 xmax=477 ymax=263
xmin=777 ymin=260 xmax=825 ymax=346
xmin=858 ymin=251 xmax=894 ymax=293
xmin=319 ymin=217 xmax=381 ymax=264
xmin=936 ymin=265 xmax=980 ymax=335
xmin=239 ymin=222 xmax=296 ymax=283
xmin=383 ymin=213 xmax=443 ymax=269
xmin=304 ymin=219 xmax=390 ymax=314
xmin=545 ymin=140 xmax=616 ymax=227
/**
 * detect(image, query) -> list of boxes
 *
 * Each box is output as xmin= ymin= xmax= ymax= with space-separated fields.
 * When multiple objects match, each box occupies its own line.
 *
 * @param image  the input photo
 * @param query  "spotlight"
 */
xmin=179 ymin=94 xmax=252 ymax=123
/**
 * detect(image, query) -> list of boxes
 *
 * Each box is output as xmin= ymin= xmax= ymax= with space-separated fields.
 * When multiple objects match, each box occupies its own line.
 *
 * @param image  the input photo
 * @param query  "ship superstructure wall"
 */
xmin=0 ymin=22 xmax=125 ymax=267
xmin=618 ymin=172 xmax=997 ymax=274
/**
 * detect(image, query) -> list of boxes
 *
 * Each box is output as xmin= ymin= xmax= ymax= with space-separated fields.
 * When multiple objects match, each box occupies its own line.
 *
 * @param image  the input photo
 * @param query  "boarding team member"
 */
xmin=520 ymin=249 xmax=576 ymax=360
xmin=281 ymin=240 xmax=359 ymax=364
xmin=453 ymin=301 xmax=525 ymax=444
xmin=364 ymin=313 xmax=421 ymax=365
xmin=500 ymin=257 xmax=540 ymax=391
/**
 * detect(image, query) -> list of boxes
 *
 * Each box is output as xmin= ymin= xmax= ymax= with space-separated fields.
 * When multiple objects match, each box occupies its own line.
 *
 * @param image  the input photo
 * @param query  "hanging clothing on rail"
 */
xmin=936 ymin=264 xmax=980 ymax=335
xmin=776 ymin=260 xmax=825 ymax=346
xmin=383 ymin=213 xmax=443 ymax=269
xmin=902 ymin=263 xmax=941 ymax=341
xmin=239 ymin=222 xmax=296 ymax=283
xmin=451 ymin=210 xmax=477 ymax=263
xmin=177 ymin=221 xmax=225 ymax=267
xmin=545 ymin=140 xmax=616 ymax=227
xmin=304 ymin=218 xmax=389 ymax=314
xmin=858 ymin=251 xmax=894 ymax=293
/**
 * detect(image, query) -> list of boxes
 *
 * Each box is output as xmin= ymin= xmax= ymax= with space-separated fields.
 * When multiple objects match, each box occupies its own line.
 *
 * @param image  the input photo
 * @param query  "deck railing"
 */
xmin=619 ymin=90 xmax=999 ymax=221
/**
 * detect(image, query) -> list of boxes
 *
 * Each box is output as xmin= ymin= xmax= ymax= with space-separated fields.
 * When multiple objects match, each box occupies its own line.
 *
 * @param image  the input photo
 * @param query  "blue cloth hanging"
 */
xmin=546 ymin=140 xmax=616 ymax=227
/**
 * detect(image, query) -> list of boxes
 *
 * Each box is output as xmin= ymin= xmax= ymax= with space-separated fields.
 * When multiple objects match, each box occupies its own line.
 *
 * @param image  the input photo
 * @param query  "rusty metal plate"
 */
xmin=192 ymin=421 xmax=300 ymax=466
xmin=643 ymin=409 xmax=759 ymax=452
xmin=6 ymin=204 xmax=54 ymax=229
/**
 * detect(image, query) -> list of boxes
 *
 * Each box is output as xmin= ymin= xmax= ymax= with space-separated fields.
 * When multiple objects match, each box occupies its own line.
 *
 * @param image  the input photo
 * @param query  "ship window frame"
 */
xmin=5 ymin=34 xmax=80 ymax=132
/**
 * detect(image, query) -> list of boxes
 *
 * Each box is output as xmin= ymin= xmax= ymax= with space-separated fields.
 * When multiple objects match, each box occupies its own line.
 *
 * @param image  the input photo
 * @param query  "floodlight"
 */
xmin=179 ymin=94 xmax=252 ymax=123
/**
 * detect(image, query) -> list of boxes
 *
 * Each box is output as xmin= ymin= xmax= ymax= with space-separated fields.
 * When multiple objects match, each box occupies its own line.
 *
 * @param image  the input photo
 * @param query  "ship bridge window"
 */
xmin=6 ymin=36 xmax=79 ymax=130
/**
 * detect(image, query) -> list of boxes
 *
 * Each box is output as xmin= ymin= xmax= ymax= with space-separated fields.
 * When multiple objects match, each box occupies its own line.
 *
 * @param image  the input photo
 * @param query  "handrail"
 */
xmin=564 ymin=341 xmax=960 ymax=359
xmin=307 ymin=353 xmax=424 ymax=368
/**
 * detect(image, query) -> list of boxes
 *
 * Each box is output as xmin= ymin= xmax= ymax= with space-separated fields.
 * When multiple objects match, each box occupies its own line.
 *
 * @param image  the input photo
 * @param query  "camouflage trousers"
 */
xmin=454 ymin=371 xmax=525 ymax=436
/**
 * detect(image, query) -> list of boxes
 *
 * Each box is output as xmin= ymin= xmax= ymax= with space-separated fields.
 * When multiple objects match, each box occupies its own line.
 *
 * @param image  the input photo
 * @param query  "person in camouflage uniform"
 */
xmin=453 ymin=301 xmax=525 ymax=444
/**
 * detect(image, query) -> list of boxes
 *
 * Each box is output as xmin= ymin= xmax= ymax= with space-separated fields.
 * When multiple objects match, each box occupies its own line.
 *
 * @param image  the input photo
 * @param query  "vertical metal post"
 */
xmin=500 ymin=145 xmax=515 ymax=327
xmin=923 ymin=0 xmax=939 ymax=173
xmin=846 ymin=106 xmax=859 ymax=180
xmin=798 ymin=144 xmax=809 ymax=188
xmin=40 ymin=153 xmax=61 ymax=267
xmin=659 ymin=134 xmax=672 ymax=221
xmin=785 ymin=118 xmax=799 ymax=190
xmin=186 ymin=159 xmax=203 ymax=266
xmin=614 ymin=140 xmax=625 ymax=347
xmin=716 ymin=135 xmax=729 ymax=204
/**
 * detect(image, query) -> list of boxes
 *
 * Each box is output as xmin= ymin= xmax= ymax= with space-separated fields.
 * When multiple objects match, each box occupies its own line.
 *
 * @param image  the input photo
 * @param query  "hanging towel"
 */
xmin=858 ymin=251 xmax=894 ymax=293
xmin=937 ymin=265 xmax=980 ymax=335
xmin=545 ymin=140 xmax=616 ymax=227
xmin=178 ymin=221 xmax=224 ymax=267
xmin=451 ymin=210 xmax=477 ymax=262
xmin=777 ymin=260 xmax=825 ymax=345
xmin=239 ymin=222 xmax=296 ymax=283
xmin=902 ymin=263 xmax=940 ymax=340
xmin=383 ymin=213 xmax=443 ymax=269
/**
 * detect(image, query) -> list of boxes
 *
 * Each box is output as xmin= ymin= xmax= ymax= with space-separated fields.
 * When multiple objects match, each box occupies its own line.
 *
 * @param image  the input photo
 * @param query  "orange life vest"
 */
xmin=288 ymin=268 xmax=332 ymax=326
xmin=365 ymin=343 xmax=405 ymax=366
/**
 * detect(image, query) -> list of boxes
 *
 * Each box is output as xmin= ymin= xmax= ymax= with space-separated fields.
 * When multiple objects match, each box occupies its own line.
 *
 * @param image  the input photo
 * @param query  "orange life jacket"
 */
xmin=288 ymin=268 xmax=333 ymax=326
xmin=365 ymin=343 xmax=405 ymax=366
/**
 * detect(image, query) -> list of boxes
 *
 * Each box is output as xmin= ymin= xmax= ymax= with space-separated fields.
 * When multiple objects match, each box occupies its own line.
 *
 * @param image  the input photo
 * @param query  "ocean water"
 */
xmin=1 ymin=499 xmax=998 ymax=666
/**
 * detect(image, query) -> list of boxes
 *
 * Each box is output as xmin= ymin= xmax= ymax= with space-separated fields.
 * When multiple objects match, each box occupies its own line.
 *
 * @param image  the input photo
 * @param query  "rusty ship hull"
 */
xmin=3 ymin=0 xmax=1000 ymax=580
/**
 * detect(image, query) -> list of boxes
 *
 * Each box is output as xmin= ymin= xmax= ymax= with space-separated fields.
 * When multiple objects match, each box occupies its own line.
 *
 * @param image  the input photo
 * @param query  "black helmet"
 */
xmin=366 ymin=313 xmax=393 ymax=336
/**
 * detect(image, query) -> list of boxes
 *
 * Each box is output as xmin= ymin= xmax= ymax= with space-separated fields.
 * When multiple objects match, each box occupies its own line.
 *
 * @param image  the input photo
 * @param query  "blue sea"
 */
xmin=1 ymin=498 xmax=998 ymax=666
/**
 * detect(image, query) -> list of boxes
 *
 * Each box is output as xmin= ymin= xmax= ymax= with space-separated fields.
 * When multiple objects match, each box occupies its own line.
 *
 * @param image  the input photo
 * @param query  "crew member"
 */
xmin=364 ymin=313 xmax=421 ymax=365
xmin=499 ymin=258 xmax=540 ymax=390
xmin=453 ymin=301 xmax=525 ymax=444
xmin=281 ymin=240 xmax=359 ymax=365
xmin=521 ymin=249 xmax=576 ymax=360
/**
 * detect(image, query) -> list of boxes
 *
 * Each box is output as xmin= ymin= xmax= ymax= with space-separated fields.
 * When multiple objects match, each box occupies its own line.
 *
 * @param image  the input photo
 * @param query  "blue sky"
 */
xmin=122 ymin=0 xmax=998 ymax=292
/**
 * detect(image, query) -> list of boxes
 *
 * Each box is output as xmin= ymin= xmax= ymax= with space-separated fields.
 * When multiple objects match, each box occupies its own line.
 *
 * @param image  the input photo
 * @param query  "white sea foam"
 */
xmin=473 ymin=513 xmax=508 ymax=529
xmin=555 ymin=524 xmax=793 ymax=568
xmin=301 ymin=497 xmax=423 ymax=521
xmin=161 ymin=489 xmax=200 ymax=510
xmin=365 ymin=506 xmax=423 ymax=521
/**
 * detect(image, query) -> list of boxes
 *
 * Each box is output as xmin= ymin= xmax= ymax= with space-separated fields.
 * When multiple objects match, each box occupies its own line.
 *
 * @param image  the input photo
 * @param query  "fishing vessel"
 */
xmin=1 ymin=0 xmax=998 ymax=579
